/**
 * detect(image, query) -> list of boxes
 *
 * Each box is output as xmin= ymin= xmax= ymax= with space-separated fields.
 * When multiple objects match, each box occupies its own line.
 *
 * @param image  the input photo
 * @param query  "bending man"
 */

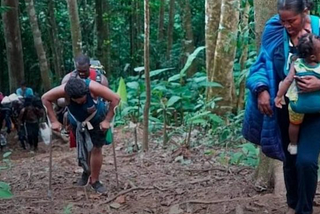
xmin=42 ymin=78 xmax=120 ymax=194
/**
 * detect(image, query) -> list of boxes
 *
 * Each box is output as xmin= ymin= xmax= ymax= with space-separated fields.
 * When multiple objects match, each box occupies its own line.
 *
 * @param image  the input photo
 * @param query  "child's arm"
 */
xmin=274 ymin=64 xmax=296 ymax=108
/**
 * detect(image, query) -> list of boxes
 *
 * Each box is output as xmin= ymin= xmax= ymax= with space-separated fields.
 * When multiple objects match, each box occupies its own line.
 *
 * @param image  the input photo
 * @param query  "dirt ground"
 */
xmin=1 ymin=129 xmax=320 ymax=214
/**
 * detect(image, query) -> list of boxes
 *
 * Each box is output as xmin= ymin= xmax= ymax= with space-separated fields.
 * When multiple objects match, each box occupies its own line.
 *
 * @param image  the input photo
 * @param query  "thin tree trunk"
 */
xmin=179 ymin=0 xmax=196 ymax=77
xmin=130 ymin=0 xmax=137 ymax=72
xmin=2 ymin=0 xmax=24 ymax=93
xmin=166 ymin=0 xmax=175 ymax=60
xmin=207 ymin=0 xmax=239 ymax=115
xmin=25 ymin=0 xmax=52 ymax=91
xmin=236 ymin=0 xmax=250 ymax=112
xmin=205 ymin=0 xmax=222 ymax=100
xmin=48 ymin=0 xmax=65 ymax=81
xmin=142 ymin=0 xmax=150 ymax=152
xmin=66 ymin=0 xmax=82 ymax=58
xmin=157 ymin=0 xmax=165 ymax=41
xmin=95 ymin=0 xmax=111 ymax=77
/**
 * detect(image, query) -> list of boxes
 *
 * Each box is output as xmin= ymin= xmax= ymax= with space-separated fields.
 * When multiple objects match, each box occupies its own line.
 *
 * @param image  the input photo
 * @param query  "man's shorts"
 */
xmin=288 ymin=105 xmax=304 ymax=125
xmin=71 ymin=124 xmax=107 ymax=148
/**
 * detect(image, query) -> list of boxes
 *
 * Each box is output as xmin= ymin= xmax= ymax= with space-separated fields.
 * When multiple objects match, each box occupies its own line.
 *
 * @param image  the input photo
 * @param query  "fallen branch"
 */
xmin=179 ymin=194 xmax=281 ymax=206
xmin=98 ymin=186 xmax=154 ymax=206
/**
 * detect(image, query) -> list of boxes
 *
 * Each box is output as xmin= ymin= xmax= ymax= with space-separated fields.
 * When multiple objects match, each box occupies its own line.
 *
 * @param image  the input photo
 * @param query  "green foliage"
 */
xmin=0 ymin=152 xmax=13 ymax=199
xmin=63 ymin=204 xmax=73 ymax=214
xmin=229 ymin=143 xmax=260 ymax=167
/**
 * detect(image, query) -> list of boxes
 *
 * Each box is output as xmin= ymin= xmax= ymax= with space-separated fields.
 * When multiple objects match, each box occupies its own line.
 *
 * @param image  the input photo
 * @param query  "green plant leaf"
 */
xmin=0 ymin=189 xmax=13 ymax=199
xmin=198 ymin=81 xmax=223 ymax=88
xmin=0 ymin=182 xmax=10 ymax=191
xmin=143 ymin=67 xmax=174 ymax=78
xmin=117 ymin=77 xmax=128 ymax=105
xmin=167 ymin=96 xmax=181 ymax=107
xmin=126 ymin=81 xmax=139 ymax=90
xmin=168 ymin=74 xmax=180 ymax=82
xmin=3 ymin=152 xmax=11 ymax=159
xmin=180 ymin=46 xmax=205 ymax=77
xmin=134 ymin=66 xmax=144 ymax=73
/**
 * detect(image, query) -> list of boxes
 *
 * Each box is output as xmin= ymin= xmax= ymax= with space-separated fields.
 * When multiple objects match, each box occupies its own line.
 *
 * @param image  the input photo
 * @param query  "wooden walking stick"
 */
xmin=41 ymin=106 xmax=53 ymax=199
xmin=108 ymin=105 xmax=119 ymax=188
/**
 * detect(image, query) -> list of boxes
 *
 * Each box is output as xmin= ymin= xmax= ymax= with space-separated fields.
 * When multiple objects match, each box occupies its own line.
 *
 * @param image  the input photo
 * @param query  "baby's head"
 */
xmin=297 ymin=33 xmax=320 ymax=63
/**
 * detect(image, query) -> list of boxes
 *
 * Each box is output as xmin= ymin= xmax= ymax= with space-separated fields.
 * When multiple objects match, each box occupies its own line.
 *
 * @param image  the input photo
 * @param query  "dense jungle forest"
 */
xmin=1 ymin=0 xmax=320 ymax=213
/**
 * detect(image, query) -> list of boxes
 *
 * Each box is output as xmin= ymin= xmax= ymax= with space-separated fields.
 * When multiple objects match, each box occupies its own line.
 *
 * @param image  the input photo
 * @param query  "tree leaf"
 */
xmin=2 ymin=152 xmax=11 ymax=159
xmin=198 ymin=81 xmax=223 ymax=88
xmin=179 ymin=46 xmax=205 ymax=77
xmin=168 ymin=74 xmax=180 ymax=82
xmin=134 ymin=66 xmax=144 ymax=73
xmin=0 ymin=189 xmax=13 ymax=199
xmin=142 ymin=67 xmax=174 ymax=78
xmin=0 ymin=182 xmax=10 ymax=191
xmin=117 ymin=77 xmax=128 ymax=105
xmin=126 ymin=81 xmax=139 ymax=90
xmin=167 ymin=96 xmax=181 ymax=107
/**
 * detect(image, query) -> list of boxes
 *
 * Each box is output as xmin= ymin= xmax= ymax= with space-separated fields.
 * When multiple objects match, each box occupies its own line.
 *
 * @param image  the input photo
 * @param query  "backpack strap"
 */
xmin=71 ymin=70 xmax=78 ymax=78
xmin=95 ymin=69 xmax=102 ymax=84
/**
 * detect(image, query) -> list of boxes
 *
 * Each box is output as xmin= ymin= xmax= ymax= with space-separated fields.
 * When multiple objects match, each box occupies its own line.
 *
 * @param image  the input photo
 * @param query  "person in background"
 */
xmin=16 ymin=81 xmax=34 ymax=98
xmin=19 ymin=96 xmax=44 ymax=151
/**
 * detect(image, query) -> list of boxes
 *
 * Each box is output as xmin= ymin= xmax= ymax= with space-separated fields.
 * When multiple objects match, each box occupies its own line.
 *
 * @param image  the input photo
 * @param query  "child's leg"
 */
xmin=288 ymin=106 xmax=304 ymax=155
xmin=289 ymin=123 xmax=300 ymax=145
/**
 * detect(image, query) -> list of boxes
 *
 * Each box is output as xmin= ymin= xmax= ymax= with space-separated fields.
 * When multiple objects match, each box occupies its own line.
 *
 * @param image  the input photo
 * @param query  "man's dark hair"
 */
xmin=297 ymin=33 xmax=319 ymax=58
xmin=74 ymin=54 xmax=90 ymax=66
xmin=277 ymin=0 xmax=314 ymax=13
xmin=20 ymin=80 xmax=26 ymax=87
xmin=64 ymin=78 xmax=89 ymax=99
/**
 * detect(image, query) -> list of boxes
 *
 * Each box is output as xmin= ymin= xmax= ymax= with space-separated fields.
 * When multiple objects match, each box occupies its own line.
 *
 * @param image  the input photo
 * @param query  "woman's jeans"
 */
xmin=278 ymin=106 xmax=320 ymax=214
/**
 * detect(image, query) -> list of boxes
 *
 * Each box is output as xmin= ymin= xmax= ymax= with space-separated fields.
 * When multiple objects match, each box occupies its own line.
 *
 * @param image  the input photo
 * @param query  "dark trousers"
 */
xmin=278 ymin=106 xmax=320 ymax=214
xmin=25 ymin=122 xmax=39 ymax=150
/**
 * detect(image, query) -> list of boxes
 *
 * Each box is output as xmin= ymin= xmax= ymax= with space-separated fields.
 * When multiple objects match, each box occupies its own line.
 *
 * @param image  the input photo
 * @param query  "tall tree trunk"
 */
xmin=95 ymin=0 xmax=111 ymax=77
xmin=253 ymin=0 xmax=285 ymax=196
xmin=25 ymin=0 xmax=52 ymax=91
xmin=136 ymin=0 xmax=143 ymax=66
xmin=48 ymin=0 xmax=65 ymax=81
xmin=66 ymin=0 xmax=82 ymax=58
xmin=205 ymin=0 xmax=222 ymax=99
xmin=207 ymin=0 xmax=239 ymax=115
xmin=130 ymin=0 xmax=137 ymax=73
xmin=236 ymin=0 xmax=250 ymax=112
xmin=254 ymin=1 xmax=278 ymax=48
xmin=142 ymin=0 xmax=150 ymax=152
xmin=157 ymin=0 xmax=165 ymax=41
xmin=179 ymin=0 xmax=196 ymax=77
xmin=2 ymin=0 xmax=24 ymax=93
xmin=166 ymin=0 xmax=175 ymax=60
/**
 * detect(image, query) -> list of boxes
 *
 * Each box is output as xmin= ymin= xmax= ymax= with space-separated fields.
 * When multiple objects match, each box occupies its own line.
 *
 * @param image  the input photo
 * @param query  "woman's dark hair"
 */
xmin=64 ymin=78 xmax=89 ymax=99
xmin=277 ymin=0 xmax=314 ymax=13
xmin=297 ymin=33 xmax=319 ymax=58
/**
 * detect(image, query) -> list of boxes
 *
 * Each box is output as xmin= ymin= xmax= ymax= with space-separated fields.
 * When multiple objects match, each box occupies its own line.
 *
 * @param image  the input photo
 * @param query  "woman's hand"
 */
xmin=258 ymin=90 xmax=273 ymax=116
xmin=296 ymin=76 xmax=320 ymax=93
